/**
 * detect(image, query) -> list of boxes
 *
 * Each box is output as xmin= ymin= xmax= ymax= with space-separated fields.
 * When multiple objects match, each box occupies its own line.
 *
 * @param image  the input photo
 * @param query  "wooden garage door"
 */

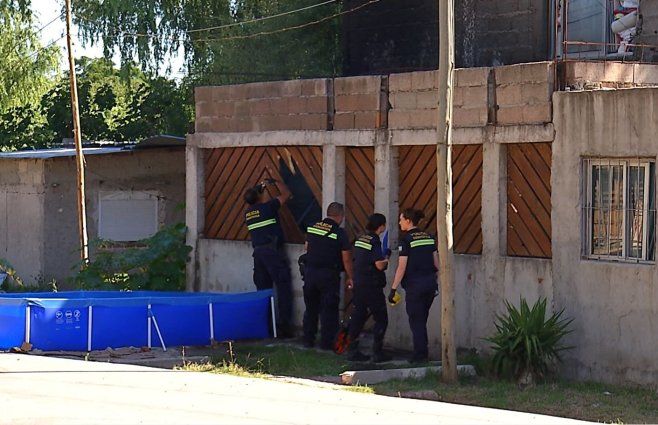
xmin=204 ymin=146 xmax=322 ymax=244
xmin=345 ymin=147 xmax=375 ymax=241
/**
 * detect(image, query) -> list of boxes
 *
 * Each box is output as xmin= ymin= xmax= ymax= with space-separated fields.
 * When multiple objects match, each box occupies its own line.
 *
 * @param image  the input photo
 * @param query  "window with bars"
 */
xmin=583 ymin=159 xmax=656 ymax=262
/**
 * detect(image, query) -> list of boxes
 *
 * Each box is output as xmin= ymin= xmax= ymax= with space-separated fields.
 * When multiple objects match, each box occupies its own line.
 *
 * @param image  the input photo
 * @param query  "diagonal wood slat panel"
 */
xmin=345 ymin=147 xmax=375 ymax=241
xmin=204 ymin=146 xmax=323 ymax=243
xmin=398 ymin=145 xmax=483 ymax=255
xmin=506 ymin=142 xmax=552 ymax=258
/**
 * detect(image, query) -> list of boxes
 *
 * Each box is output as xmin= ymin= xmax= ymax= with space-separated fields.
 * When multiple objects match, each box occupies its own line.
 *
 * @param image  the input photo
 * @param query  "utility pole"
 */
xmin=437 ymin=0 xmax=458 ymax=383
xmin=65 ymin=0 xmax=89 ymax=263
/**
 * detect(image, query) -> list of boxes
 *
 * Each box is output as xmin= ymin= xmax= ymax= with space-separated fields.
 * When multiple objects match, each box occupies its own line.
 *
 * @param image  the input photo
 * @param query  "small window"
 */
xmin=583 ymin=159 xmax=656 ymax=262
xmin=98 ymin=191 xmax=159 ymax=242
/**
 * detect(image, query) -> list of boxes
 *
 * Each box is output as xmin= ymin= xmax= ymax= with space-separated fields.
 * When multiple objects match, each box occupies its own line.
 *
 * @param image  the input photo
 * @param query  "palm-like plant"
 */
xmin=486 ymin=297 xmax=573 ymax=384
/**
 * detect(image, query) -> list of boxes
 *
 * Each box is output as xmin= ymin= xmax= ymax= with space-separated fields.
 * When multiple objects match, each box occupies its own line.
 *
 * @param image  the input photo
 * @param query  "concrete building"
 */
xmin=0 ymin=139 xmax=185 ymax=285
xmin=186 ymin=60 xmax=658 ymax=386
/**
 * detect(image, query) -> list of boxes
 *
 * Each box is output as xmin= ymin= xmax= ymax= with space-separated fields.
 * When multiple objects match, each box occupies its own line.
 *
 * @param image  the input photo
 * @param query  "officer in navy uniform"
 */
xmin=303 ymin=202 xmax=354 ymax=349
xmin=346 ymin=213 xmax=393 ymax=363
xmin=244 ymin=177 xmax=293 ymax=338
xmin=389 ymin=208 xmax=439 ymax=363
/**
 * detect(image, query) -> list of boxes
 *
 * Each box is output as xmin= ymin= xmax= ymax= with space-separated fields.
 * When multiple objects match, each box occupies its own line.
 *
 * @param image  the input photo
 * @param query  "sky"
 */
xmin=30 ymin=0 xmax=185 ymax=77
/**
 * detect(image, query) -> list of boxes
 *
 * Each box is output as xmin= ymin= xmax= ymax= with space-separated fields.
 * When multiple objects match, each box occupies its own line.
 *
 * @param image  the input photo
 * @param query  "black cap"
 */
xmin=244 ymin=187 xmax=260 ymax=205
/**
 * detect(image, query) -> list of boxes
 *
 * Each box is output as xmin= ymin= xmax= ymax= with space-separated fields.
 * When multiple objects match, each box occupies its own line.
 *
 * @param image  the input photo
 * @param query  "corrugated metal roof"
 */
xmin=0 ymin=147 xmax=128 ymax=160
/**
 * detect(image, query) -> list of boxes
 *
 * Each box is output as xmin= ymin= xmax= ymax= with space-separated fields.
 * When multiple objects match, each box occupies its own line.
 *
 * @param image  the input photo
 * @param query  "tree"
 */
xmin=73 ymin=0 xmax=341 ymax=83
xmin=40 ymin=57 xmax=192 ymax=143
xmin=0 ymin=8 xmax=59 ymax=111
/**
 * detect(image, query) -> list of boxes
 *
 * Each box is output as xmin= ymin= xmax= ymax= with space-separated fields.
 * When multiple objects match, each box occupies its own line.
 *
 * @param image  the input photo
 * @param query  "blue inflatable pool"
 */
xmin=0 ymin=290 xmax=274 ymax=351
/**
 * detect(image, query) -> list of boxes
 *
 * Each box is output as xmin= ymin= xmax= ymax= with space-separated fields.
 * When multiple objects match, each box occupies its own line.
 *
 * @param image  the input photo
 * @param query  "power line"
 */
xmin=186 ymin=0 xmax=337 ymax=34
xmin=76 ymin=0 xmax=381 ymax=44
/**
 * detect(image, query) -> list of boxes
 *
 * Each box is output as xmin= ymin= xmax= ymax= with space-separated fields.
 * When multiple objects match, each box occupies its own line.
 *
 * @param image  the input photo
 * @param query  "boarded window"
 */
xmin=345 ymin=147 xmax=375 ymax=241
xmin=398 ymin=144 xmax=483 ymax=255
xmin=99 ymin=191 xmax=158 ymax=242
xmin=204 ymin=146 xmax=323 ymax=243
xmin=506 ymin=143 xmax=552 ymax=258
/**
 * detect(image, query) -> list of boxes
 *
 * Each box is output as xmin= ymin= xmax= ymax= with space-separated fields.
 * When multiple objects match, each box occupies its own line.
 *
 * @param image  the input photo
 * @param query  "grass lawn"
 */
xmin=183 ymin=342 xmax=658 ymax=424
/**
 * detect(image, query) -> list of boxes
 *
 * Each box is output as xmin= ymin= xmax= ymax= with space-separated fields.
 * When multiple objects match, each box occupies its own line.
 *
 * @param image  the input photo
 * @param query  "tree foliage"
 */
xmin=73 ymin=0 xmax=342 ymax=83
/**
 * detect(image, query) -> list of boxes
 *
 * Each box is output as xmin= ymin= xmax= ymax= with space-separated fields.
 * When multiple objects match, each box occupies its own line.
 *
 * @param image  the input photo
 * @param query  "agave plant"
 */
xmin=486 ymin=297 xmax=573 ymax=384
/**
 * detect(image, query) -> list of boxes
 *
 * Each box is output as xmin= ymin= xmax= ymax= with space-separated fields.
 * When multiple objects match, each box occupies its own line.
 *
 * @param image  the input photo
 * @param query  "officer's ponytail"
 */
xmin=401 ymin=208 xmax=425 ymax=226
xmin=365 ymin=213 xmax=387 ymax=232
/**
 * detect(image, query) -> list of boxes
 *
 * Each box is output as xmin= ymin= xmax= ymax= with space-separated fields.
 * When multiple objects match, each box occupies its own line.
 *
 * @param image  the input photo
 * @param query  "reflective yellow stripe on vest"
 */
xmin=354 ymin=241 xmax=372 ymax=251
xmin=307 ymin=227 xmax=338 ymax=240
xmin=410 ymin=239 xmax=435 ymax=248
xmin=247 ymin=218 xmax=277 ymax=231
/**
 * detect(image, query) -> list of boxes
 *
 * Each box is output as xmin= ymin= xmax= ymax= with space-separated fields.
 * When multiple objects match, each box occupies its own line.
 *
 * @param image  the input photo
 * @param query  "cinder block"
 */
xmin=334 ymin=112 xmax=356 ymax=129
xmin=229 ymin=84 xmax=247 ymax=100
xmin=454 ymin=86 xmax=488 ymax=108
xmin=195 ymin=116 xmax=213 ymax=132
xmin=210 ymin=117 xmax=231 ymax=132
xmin=305 ymin=96 xmax=329 ymax=114
xmin=415 ymin=90 xmax=440 ymax=109
xmin=195 ymin=87 xmax=213 ymax=103
xmin=334 ymin=76 xmax=381 ymax=95
xmin=300 ymin=113 xmax=329 ymax=130
xmin=248 ymin=99 xmax=271 ymax=116
xmin=286 ymin=97 xmax=307 ymax=114
xmin=234 ymin=101 xmax=250 ymax=117
xmin=633 ymin=64 xmax=658 ymax=85
xmin=390 ymin=92 xmax=417 ymax=110
xmin=211 ymin=86 xmax=232 ymax=102
xmin=453 ymin=106 xmax=488 ymax=127
xmin=455 ymin=67 xmax=490 ymax=87
xmin=195 ymin=101 xmax=215 ymax=118
xmin=235 ymin=118 xmax=252 ymax=132
xmin=497 ymin=103 xmax=551 ymax=125
xmin=216 ymin=101 xmax=236 ymax=116
xmin=494 ymin=61 xmax=553 ymax=85
xmin=495 ymin=84 xmax=522 ymax=106
xmin=335 ymin=93 xmax=380 ymax=112
xmin=354 ymin=111 xmax=381 ymax=129
xmin=388 ymin=110 xmax=436 ymax=129
xmin=301 ymin=79 xmax=330 ymax=96
xmin=280 ymin=80 xmax=303 ymax=97
xmin=270 ymin=98 xmax=289 ymax=114
xmin=282 ymin=114 xmax=303 ymax=130
xmin=411 ymin=70 xmax=438 ymax=90
xmin=389 ymin=72 xmax=413 ymax=92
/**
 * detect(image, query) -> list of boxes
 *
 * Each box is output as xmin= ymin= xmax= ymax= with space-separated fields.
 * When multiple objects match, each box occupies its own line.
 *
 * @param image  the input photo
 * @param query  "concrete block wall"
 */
xmin=388 ymin=70 xmax=440 ymax=129
xmin=494 ymin=61 xmax=554 ymax=125
xmin=333 ymin=75 xmax=388 ymax=130
xmin=194 ymin=79 xmax=331 ymax=133
xmin=454 ymin=67 xmax=490 ymax=127
xmin=562 ymin=62 xmax=658 ymax=90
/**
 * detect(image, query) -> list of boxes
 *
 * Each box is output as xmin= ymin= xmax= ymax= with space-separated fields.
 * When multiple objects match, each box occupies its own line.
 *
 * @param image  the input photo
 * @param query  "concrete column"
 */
xmin=185 ymin=145 xmax=205 ymax=292
xmin=321 ymin=144 xmax=345 ymax=214
xmin=481 ymin=141 xmax=504 ymax=257
xmin=375 ymin=131 xmax=399 ymax=246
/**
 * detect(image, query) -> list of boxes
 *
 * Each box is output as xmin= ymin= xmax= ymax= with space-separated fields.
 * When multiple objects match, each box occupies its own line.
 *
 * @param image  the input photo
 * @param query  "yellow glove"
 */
xmin=388 ymin=288 xmax=401 ymax=306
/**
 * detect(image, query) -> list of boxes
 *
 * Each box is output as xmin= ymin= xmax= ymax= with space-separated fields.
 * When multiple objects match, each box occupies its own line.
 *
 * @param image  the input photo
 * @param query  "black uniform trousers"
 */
xmin=404 ymin=276 xmax=437 ymax=361
xmin=302 ymin=266 xmax=340 ymax=348
xmin=347 ymin=285 xmax=388 ymax=353
xmin=253 ymin=246 xmax=293 ymax=331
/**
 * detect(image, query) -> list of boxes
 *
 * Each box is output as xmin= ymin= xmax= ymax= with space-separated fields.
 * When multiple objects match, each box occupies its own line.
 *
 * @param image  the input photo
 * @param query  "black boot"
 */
xmin=371 ymin=338 xmax=392 ymax=363
xmin=346 ymin=341 xmax=370 ymax=362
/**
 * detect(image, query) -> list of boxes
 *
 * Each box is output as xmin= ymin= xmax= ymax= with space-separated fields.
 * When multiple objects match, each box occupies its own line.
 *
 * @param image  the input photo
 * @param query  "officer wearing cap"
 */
xmin=244 ymin=177 xmax=293 ymax=338
xmin=302 ymin=202 xmax=354 ymax=350
xmin=346 ymin=213 xmax=392 ymax=363
xmin=389 ymin=208 xmax=439 ymax=363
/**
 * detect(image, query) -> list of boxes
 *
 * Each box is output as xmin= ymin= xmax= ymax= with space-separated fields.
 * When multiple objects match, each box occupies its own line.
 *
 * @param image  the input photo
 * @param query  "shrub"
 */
xmin=73 ymin=223 xmax=192 ymax=291
xmin=0 ymin=259 xmax=58 ymax=292
xmin=485 ymin=297 xmax=573 ymax=384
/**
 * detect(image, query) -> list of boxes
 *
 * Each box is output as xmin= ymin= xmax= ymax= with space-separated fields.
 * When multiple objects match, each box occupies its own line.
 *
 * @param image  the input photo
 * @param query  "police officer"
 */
xmin=303 ymin=202 xmax=354 ymax=350
xmin=346 ymin=213 xmax=392 ymax=363
xmin=389 ymin=208 xmax=439 ymax=363
xmin=244 ymin=177 xmax=293 ymax=338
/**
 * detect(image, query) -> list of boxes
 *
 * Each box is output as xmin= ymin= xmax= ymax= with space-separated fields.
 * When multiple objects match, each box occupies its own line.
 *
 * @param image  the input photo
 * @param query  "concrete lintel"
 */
xmin=389 ymin=124 xmax=554 ymax=147
xmin=340 ymin=365 xmax=476 ymax=385
xmin=188 ymin=130 xmax=381 ymax=149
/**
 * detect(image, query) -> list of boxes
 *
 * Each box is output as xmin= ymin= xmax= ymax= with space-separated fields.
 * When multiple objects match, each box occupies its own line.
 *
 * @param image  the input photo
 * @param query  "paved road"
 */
xmin=0 ymin=354 xmax=590 ymax=425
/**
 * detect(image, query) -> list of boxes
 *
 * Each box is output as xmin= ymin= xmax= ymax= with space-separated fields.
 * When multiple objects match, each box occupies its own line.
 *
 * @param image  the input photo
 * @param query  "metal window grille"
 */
xmin=583 ymin=158 xmax=656 ymax=262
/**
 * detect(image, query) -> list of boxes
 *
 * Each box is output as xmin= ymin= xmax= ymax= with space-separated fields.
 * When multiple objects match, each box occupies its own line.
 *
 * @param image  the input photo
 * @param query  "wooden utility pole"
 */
xmin=65 ymin=0 xmax=89 ymax=262
xmin=437 ymin=0 xmax=458 ymax=383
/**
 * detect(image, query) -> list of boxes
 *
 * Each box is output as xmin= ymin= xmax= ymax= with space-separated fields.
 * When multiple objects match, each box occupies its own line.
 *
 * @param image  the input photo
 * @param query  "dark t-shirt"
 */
xmin=399 ymin=229 xmax=437 ymax=280
xmin=245 ymin=199 xmax=285 ymax=248
xmin=353 ymin=232 xmax=386 ymax=287
xmin=305 ymin=218 xmax=350 ymax=270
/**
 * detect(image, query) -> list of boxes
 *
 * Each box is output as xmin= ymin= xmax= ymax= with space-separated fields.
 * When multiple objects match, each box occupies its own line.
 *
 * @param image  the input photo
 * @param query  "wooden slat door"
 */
xmin=398 ymin=145 xmax=482 ymax=254
xmin=204 ymin=146 xmax=323 ymax=244
xmin=506 ymin=143 xmax=552 ymax=258
xmin=345 ymin=147 xmax=375 ymax=241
